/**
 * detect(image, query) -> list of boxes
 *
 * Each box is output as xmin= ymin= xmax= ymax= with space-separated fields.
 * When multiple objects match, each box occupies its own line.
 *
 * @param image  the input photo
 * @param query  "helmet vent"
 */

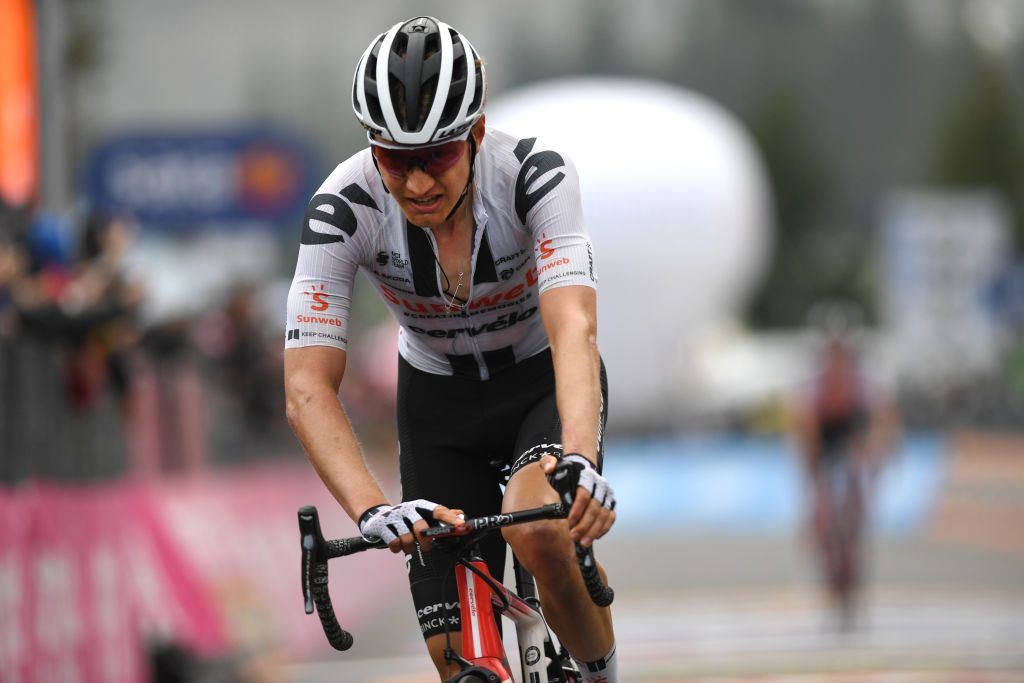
xmin=364 ymin=52 xmax=385 ymax=126
xmin=468 ymin=53 xmax=484 ymax=114
xmin=352 ymin=17 xmax=486 ymax=144
xmin=393 ymin=31 xmax=409 ymax=57
xmin=438 ymin=49 xmax=467 ymax=129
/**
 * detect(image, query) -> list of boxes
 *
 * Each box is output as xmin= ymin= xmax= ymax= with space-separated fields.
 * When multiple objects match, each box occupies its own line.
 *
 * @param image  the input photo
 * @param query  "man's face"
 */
xmin=372 ymin=120 xmax=485 ymax=228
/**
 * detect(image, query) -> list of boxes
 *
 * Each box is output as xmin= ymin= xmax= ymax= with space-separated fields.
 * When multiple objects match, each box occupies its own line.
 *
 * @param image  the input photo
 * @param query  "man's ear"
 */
xmin=472 ymin=116 xmax=486 ymax=149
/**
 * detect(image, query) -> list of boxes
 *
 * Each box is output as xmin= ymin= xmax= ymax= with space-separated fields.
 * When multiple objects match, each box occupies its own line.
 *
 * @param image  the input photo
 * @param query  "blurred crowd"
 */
xmin=0 ymin=199 xmax=294 ymax=485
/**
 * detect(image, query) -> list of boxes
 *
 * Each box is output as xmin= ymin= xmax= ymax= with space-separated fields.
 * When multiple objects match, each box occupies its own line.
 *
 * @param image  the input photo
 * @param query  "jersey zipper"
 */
xmin=426 ymin=225 xmax=489 ymax=380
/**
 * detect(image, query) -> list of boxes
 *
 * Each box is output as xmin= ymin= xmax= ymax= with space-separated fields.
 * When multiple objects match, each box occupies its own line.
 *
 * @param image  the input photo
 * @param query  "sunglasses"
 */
xmin=371 ymin=138 xmax=467 ymax=177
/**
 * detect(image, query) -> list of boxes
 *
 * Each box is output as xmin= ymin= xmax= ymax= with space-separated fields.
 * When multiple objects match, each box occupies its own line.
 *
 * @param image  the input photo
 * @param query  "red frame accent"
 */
xmin=455 ymin=560 xmax=514 ymax=680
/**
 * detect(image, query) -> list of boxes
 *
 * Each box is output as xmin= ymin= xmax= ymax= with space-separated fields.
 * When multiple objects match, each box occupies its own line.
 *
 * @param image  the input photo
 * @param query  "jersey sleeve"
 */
xmin=517 ymin=143 xmax=597 ymax=294
xmin=284 ymin=164 xmax=379 ymax=351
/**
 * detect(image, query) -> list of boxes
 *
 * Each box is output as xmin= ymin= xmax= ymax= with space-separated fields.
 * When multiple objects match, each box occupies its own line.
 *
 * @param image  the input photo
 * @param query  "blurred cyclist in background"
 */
xmin=283 ymin=16 xmax=619 ymax=682
xmin=789 ymin=303 xmax=900 ymax=628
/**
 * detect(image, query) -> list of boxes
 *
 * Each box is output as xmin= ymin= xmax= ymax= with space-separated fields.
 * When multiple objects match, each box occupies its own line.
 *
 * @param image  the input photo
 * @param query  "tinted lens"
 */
xmin=373 ymin=140 xmax=465 ymax=176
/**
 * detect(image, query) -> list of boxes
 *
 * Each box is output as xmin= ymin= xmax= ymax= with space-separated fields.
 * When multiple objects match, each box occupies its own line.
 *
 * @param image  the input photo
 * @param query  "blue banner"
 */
xmin=84 ymin=130 xmax=318 ymax=228
xmin=606 ymin=433 xmax=948 ymax=535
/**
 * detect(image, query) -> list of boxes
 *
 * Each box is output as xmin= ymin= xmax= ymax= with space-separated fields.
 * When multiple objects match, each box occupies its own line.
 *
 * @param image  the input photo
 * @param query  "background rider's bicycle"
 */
xmin=298 ymin=460 xmax=614 ymax=683
xmin=815 ymin=452 xmax=867 ymax=626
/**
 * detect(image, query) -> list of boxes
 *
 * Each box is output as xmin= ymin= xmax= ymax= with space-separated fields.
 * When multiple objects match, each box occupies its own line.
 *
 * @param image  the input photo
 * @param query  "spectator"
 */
xmin=62 ymin=211 xmax=145 ymax=413
xmin=1 ymin=206 xmax=145 ymax=482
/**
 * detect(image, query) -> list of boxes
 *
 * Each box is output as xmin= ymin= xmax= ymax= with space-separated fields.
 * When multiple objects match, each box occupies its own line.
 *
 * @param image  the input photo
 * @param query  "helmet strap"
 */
xmin=444 ymin=135 xmax=477 ymax=221
xmin=369 ymin=151 xmax=390 ymax=194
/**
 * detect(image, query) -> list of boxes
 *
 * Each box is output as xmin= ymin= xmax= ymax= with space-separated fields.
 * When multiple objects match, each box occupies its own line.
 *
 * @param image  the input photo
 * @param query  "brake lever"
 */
xmin=298 ymin=506 xmax=327 ymax=614
xmin=546 ymin=457 xmax=584 ymax=507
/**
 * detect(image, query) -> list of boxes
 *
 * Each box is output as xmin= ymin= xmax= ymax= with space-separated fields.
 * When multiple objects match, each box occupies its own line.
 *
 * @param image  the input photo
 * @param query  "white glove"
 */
xmin=358 ymin=500 xmax=439 ymax=545
xmin=563 ymin=454 xmax=616 ymax=511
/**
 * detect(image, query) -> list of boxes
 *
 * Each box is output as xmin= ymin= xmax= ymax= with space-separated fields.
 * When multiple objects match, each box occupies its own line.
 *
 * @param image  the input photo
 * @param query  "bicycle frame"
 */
xmin=453 ymin=549 xmax=569 ymax=682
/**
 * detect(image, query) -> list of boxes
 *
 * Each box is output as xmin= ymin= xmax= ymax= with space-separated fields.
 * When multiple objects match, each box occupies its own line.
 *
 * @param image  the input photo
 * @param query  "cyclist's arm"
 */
xmin=539 ymin=284 xmax=615 ymax=545
xmin=284 ymin=161 xmax=395 ymax=522
xmin=284 ymin=346 xmax=389 ymax=522
xmin=515 ymin=141 xmax=612 ymax=541
xmin=517 ymin=141 xmax=600 ymax=465
xmin=540 ymin=285 xmax=601 ymax=465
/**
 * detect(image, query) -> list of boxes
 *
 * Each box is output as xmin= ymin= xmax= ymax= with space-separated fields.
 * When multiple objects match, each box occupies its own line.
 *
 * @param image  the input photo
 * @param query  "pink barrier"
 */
xmin=0 ymin=462 xmax=408 ymax=682
xmin=150 ymin=461 xmax=405 ymax=659
xmin=0 ymin=480 xmax=229 ymax=683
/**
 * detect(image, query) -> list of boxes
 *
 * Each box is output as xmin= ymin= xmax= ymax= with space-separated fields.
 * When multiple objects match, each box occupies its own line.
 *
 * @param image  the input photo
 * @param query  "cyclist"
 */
xmin=283 ymin=16 xmax=620 ymax=682
xmin=789 ymin=314 xmax=899 ymax=626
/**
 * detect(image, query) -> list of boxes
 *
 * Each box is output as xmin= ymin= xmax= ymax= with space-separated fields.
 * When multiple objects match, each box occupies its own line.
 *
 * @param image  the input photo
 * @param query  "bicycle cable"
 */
xmin=441 ymin=548 xmax=458 ymax=664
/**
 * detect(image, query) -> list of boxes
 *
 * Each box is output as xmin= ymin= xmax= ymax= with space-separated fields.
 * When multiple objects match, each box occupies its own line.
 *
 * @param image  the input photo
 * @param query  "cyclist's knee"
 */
xmin=503 ymin=519 xmax=573 ymax=576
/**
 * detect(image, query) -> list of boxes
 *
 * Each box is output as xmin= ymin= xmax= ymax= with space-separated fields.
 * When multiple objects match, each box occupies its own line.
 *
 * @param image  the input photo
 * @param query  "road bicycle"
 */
xmin=298 ymin=460 xmax=614 ymax=682
xmin=814 ymin=450 xmax=867 ymax=626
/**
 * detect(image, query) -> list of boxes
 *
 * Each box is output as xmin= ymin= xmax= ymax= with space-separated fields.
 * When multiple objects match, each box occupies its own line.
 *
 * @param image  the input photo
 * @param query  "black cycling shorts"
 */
xmin=397 ymin=347 xmax=608 ymax=639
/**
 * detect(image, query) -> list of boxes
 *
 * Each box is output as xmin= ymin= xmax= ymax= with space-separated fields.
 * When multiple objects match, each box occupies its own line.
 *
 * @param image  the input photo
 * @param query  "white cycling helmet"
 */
xmin=352 ymin=16 xmax=486 ymax=146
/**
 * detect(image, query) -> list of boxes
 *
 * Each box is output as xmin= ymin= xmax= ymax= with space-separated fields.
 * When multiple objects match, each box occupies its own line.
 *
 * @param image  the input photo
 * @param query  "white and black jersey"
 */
xmin=285 ymin=128 xmax=597 ymax=380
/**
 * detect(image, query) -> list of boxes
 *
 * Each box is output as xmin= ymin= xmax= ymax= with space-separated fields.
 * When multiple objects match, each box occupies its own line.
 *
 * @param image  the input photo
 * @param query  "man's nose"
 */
xmin=404 ymin=167 xmax=435 ymax=195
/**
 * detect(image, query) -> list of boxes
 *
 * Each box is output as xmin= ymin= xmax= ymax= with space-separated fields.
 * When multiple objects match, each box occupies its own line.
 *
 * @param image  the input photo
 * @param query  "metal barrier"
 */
xmin=0 ymin=334 xmax=127 ymax=484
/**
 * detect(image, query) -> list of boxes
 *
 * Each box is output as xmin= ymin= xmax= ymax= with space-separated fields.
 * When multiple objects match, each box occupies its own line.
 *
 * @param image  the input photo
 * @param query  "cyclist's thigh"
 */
xmin=396 ymin=356 xmax=507 ymax=639
xmin=506 ymin=356 xmax=609 ymax=475
xmin=504 ymin=357 xmax=609 ymax=510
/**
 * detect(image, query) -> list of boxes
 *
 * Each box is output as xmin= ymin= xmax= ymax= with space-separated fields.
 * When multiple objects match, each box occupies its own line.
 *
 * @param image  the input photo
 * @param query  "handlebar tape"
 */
xmin=575 ymin=542 xmax=615 ymax=607
xmin=298 ymin=506 xmax=355 ymax=651
xmin=326 ymin=536 xmax=377 ymax=558
xmin=310 ymin=560 xmax=354 ymax=651
xmin=546 ymin=459 xmax=616 ymax=607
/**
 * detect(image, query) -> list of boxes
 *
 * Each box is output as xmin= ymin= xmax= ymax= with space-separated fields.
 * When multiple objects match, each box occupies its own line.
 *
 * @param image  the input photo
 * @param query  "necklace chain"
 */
xmin=432 ymin=225 xmax=470 ymax=313
xmin=446 ymin=270 xmax=464 ymax=311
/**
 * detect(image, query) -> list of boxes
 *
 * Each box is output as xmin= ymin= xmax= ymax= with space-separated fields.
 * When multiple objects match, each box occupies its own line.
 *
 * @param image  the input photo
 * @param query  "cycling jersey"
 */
xmin=803 ymin=346 xmax=872 ymax=464
xmin=284 ymin=128 xmax=597 ymax=380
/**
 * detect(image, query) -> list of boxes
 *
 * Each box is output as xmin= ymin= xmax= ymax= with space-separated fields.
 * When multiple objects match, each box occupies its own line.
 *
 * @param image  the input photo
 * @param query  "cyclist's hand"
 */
xmin=542 ymin=453 xmax=616 ymax=548
xmin=358 ymin=500 xmax=465 ymax=554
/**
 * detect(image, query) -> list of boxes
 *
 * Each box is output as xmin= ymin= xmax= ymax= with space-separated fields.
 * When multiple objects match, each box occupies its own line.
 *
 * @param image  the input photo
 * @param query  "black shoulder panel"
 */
xmin=514 ymin=144 xmax=566 ymax=225
xmin=340 ymin=184 xmax=381 ymax=212
xmin=301 ymin=193 xmax=358 ymax=245
xmin=513 ymin=137 xmax=536 ymax=163
xmin=301 ymin=183 xmax=379 ymax=245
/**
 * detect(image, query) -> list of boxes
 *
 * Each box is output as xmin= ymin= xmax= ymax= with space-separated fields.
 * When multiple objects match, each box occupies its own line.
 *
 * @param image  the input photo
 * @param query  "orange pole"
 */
xmin=0 ymin=0 xmax=40 ymax=206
